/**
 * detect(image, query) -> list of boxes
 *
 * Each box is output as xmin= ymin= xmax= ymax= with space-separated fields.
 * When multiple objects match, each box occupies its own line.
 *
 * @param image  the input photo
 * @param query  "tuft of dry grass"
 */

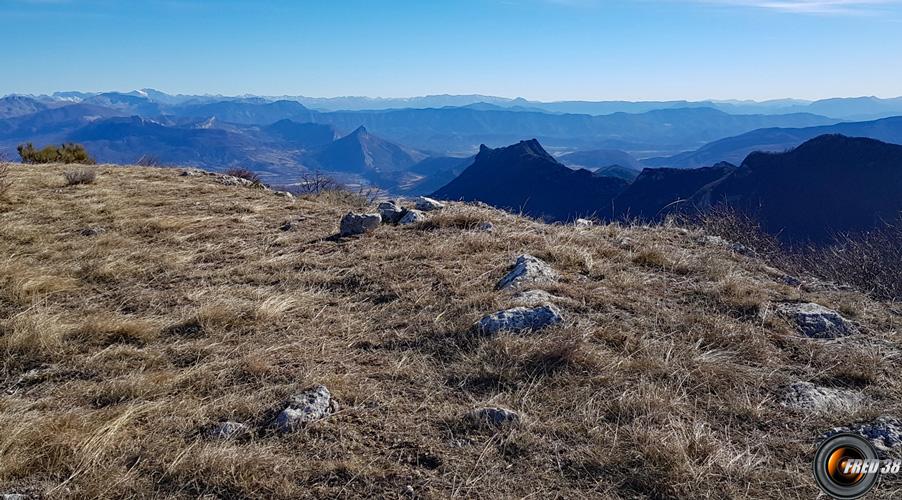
xmin=0 ymin=164 xmax=899 ymax=498
xmin=63 ymin=168 xmax=97 ymax=186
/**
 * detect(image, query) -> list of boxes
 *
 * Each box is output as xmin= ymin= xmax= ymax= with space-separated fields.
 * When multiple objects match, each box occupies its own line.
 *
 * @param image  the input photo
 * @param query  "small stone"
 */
xmin=274 ymin=385 xmax=335 ymax=432
xmin=3 ymin=494 xmax=29 ymax=500
xmin=398 ymin=209 xmax=427 ymax=225
xmin=575 ymin=218 xmax=594 ymax=228
xmin=339 ymin=212 xmax=381 ymax=236
xmin=778 ymin=302 xmax=857 ymax=339
xmin=703 ymin=235 xmax=727 ymax=247
xmin=496 ymin=254 xmax=558 ymax=290
xmin=476 ymin=222 xmax=495 ymax=233
xmin=782 ymin=382 xmax=863 ymax=412
xmin=279 ymin=221 xmax=296 ymax=231
xmin=273 ymin=191 xmax=294 ymax=199
xmin=179 ymin=169 xmax=205 ymax=177
xmin=830 ymin=416 xmax=902 ymax=451
xmin=477 ymin=305 xmax=563 ymax=335
xmin=378 ymin=200 xmax=405 ymax=224
xmin=781 ymin=275 xmax=802 ymax=287
xmin=206 ymin=421 xmax=251 ymax=440
xmin=415 ymin=196 xmax=445 ymax=211
xmin=79 ymin=227 xmax=107 ymax=237
xmin=467 ymin=407 xmax=520 ymax=428
xmin=730 ymin=242 xmax=754 ymax=256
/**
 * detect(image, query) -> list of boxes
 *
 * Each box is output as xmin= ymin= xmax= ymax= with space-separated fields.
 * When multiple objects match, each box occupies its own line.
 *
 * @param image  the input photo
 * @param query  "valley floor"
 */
xmin=1 ymin=164 xmax=901 ymax=498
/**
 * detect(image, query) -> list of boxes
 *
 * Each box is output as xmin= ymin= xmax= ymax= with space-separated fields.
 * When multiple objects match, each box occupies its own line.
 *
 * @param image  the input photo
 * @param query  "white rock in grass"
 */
xmin=273 ymin=191 xmax=294 ymax=199
xmin=275 ymin=385 xmax=335 ymax=432
xmin=476 ymin=222 xmax=495 ymax=233
xmin=777 ymin=302 xmax=857 ymax=339
xmin=414 ymin=196 xmax=445 ymax=211
xmin=467 ymin=407 xmax=520 ymax=428
xmin=378 ymin=200 xmax=405 ymax=224
xmin=207 ymin=421 xmax=251 ymax=440
xmin=399 ymin=209 xmax=427 ymax=225
xmin=477 ymin=305 xmax=563 ymax=335
xmin=339 ymin=212 xmax=381 ymax=236
xmin=575 ymin=218 xmax=594 ymax=228
xmin=782 ymin=382 xmax=863 ymax=412
xmin=496 ymin=254 xmax=557 ymax=290
xmin=829 ymin=416 xmax=902 ymax=451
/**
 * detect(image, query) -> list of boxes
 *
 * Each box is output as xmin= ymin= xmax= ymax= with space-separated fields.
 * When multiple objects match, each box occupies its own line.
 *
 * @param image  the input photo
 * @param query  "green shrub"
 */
xmin=17 ymin=143 xmax=96 ymax=165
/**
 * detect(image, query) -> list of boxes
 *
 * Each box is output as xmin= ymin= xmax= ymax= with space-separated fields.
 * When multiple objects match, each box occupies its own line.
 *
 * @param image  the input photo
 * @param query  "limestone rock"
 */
xmin=477 ymin=305 xmax=563 ymax=334
xmin=467 ymin=407 xmax=520 ymax=428
xmin=216 ymin=175 xmax=258 ymax=187
xmin=378 ymin=200 xmax=405 ymax=224
xmin=399 ymin=209 xmax=427 ymax=225
xmin=778 ymin=302 xmax=857 ymax=339
xmin=339 ymin=212 xmax=381 ymax=236
xmin=830 ymin=416 xmax=902 ymax=451
xmin=207 ymin=421 xmax=251 ymax=440
xmin=477 ymin=222 xmax=495 ymax=233
xmin=273 ymin=191 xmax=294 ymax=199
xmin=575 ymin=218 xmax=594 ymax=228
xmin=496 ymin=254 xmax=557 ymax=290
xmin=414 ymin=196 xmax=445 ymax=211
xmin=274 ymin=385 xmax=335 ymax=432
xmin=782 ymin=382 xmax=863 ymax=412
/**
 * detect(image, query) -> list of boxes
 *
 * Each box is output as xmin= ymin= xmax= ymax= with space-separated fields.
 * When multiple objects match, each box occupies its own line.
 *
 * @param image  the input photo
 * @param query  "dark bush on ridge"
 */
xmin=18 ymin=143 xmax=96 ymax=165
xmin=223 ymin=167 xmax=261 ymax=184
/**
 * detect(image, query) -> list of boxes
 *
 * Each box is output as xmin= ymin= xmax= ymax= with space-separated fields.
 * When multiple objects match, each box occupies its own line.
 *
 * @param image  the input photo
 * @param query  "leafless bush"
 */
xmin=803 ymin=220 xmax=902 ymax=301
xmin=0 ymin=152 xmax=10 ymax=198
xmin=223 ymin=167 xmax=261 ymax=184
xmin=135 ymin=154 xmax=162 ymax=167
xmin=64 ymin=169 xmax=97 ymax=186
xmin=689 ymin=205 xmax=902 ymax=301
xmin=297 ymin=170 xmax=340 ymax=195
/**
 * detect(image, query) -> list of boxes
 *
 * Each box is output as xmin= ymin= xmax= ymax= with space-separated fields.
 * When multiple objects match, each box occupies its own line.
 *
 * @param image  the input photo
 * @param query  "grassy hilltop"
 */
xmin=0 ymin=164 xmax=901 ymax=498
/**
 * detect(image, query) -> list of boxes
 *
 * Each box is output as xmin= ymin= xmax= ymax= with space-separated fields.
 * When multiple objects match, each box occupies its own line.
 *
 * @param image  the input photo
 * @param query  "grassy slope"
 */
xmin=0 ymin=164 xmax=900 ymax=499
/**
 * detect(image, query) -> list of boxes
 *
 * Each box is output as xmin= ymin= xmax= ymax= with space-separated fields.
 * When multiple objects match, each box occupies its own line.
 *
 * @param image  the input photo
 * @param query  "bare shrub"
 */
xmin=135 ymin=154 xmax=162 ymax=167
xmin=691 ymin=205 xmax=902 ymax=301
xmin=297 ymin=170 xmax=339 ymax=195
xmin=223 ymin=167 xmax=261 ymax=184
xmin=804 ymin=220 xmax=902 ymax=301
xmin=64 ymin=169 xmax=97 ymax=186
xmin=0 ymin=152 xmax=10 ymax=198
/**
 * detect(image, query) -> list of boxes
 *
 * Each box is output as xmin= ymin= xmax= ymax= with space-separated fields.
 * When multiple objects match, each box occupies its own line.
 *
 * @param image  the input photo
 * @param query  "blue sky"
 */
xmin=2 ymin=0 xmax=901 ymax=100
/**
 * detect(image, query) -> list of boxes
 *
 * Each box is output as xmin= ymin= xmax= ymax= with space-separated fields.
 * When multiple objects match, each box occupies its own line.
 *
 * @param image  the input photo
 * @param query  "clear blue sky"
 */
xmin=2 ymin=0 xmax=901 ymax=101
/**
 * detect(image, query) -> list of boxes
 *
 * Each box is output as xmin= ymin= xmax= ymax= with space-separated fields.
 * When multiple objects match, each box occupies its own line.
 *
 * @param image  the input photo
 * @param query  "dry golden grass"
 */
xmin=1 ymin=163 xmax=901 ymax=498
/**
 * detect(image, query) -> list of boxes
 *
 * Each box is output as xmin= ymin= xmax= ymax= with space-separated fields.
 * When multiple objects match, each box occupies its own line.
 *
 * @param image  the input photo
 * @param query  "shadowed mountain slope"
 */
xmin=432 ymin=139 xmax=627 ymax=221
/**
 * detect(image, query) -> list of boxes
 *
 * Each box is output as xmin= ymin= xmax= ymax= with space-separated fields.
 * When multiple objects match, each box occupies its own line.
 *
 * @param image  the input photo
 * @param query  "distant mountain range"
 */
xmin=645 ymin=116 xmax=902 ymax=168
xmin=15 ymin=90 xmax=902 ymax=119
xmin=0 ymin=90 xmax=851 ymax=184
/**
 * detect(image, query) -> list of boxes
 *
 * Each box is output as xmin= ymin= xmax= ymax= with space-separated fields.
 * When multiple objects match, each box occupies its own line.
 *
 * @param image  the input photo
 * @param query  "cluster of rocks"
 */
xmin=179 ymin=168 xmax=294 ymax=198
xmin=464 ymin=254 xmax=570 ymax=428
xmin=339 ymin=197 xmax=446 ymax=236
xmin=206 ymin=385 xmax=336 ymax=440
